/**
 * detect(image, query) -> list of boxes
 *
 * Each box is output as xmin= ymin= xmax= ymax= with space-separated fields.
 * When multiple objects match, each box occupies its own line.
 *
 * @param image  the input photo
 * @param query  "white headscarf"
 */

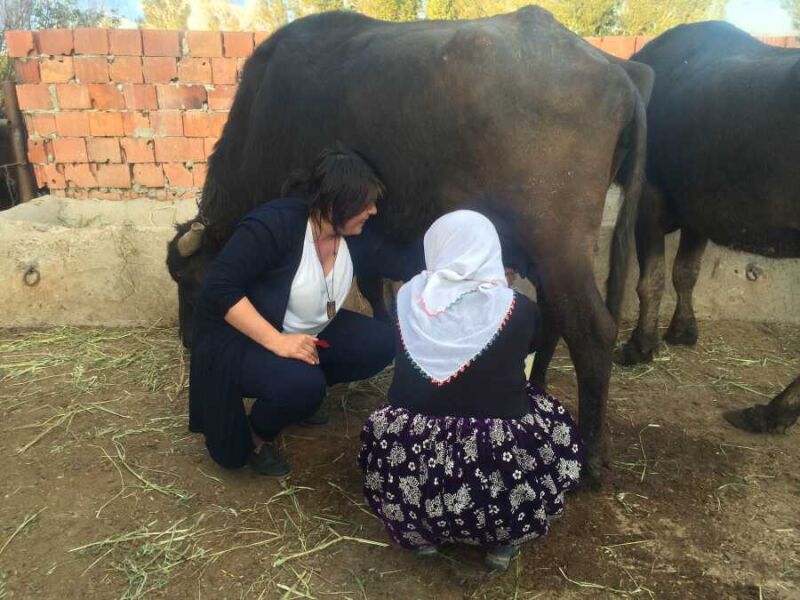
xmin=396 ymin=210 xmax=516 ymax=385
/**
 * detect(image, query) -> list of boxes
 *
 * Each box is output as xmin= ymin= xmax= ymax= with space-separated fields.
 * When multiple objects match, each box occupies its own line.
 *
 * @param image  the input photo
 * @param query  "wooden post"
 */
xmin=2 ymin=80 xmax=36 ymax=203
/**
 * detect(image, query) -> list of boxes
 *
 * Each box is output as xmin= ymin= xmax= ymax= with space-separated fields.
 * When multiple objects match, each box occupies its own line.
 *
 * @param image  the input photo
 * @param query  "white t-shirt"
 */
xmin=282 ymin=220 xmax=353 ymax=335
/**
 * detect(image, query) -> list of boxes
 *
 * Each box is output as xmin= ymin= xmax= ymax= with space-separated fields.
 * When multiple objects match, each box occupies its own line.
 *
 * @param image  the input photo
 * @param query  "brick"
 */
xmin=25 ymin=114 xmax=57 ymax=137
xmin=74 ymin=57 xmax=109 ymax=83
xmin=183 ymin=111 xmax=227 ymax=137
xmin=154 ymin=138 xmax=205 ymax=162
xmin=34 ymin=164 xmax=46 ymax=188
xmin=109 ymin=29 xmax=142 ymax=56
xmin=142 ymin=57 xmax=177 ymax=83
xmin=93 ymin=191 xmax=125 ymax=200
xmin=162 ymin=163 xmax=194 ymax=187
xmin=150 ymin=111 xmax=184 ymax=136
xmin=585 ymin=36 xmax=602 ymax=50
xmin=55 ymin=111 xmax=91 ymax=137
xmin=178 ymin=57 xmax=212 ymax=83
xmin=759 ymin=36 xmax=787 ymax=47
xmin=74 ymin=28 xmax=108 ymax=55
xmin=37 ymin=29 xmax=73 ymax=55
xmin=16 ymin=84 xmax=53 ymax=110
xmin=204 ymin=137 xmax=219 ymax=157
xmin=142 ymin=30 xmax=181 ymax=57
xmin=633 ymin=36 xmax=654 ymax=53
xmin=210 ymin=58 xmax=237 ymax=85
xmin=89 ymin=111 xmax=125 ymax=137
xmin=223 ymin=32 xmax=253 ymax=57
xmin=87 ymin=137 xmax=121 ymax=163
xmin=600 ymin=36 xmax=636 ymax=59
xmin=109 ymin=56 xmax=143 ymax=83
xmin=27 ymin=138 xmax=48 ymax=163
xmin=13 ymin=60 xmax=40 ymax=83
xmin=88 ymin=83 xmax=125 ymax=109
xmin=96 ymin=163 xmax=131 ymax=188
xmin=192 ymin=162 xmax=207 ymax=186
xmin=122 ymin=112 xmax=152 ymax=137
xmin=40 ymin=56 xmax=74 ymax=82
xmin=120 ymin=138 xmax=155 ymax=163
xmin=786 ymin=37 xmax=800 ymax=48
xmin=64 ymin=163 xmax=97 ymax=187
xmin=133 ymin=164 xmax=164 ymax=187
xmin=122 ymin=84 xmax=158 ymax=109
xmin=254 ymin=31 xmax=270 ymax=47
xmin=55 ymin=84 xmax=91 ymax=109
xmin=207 ymin=85 xmax=235 ymax=110
xmin=6 ymin=31 xmax=36 ymax=57
xmin=52 ymin=138 xmax=88 ymax=162
xmin=186 ymin=31 xmax=222 ymax=57
xmin=156 ymin=84 xmax=207 ymax=109
xmin=39 ymin=164 xmax=66 ymax=189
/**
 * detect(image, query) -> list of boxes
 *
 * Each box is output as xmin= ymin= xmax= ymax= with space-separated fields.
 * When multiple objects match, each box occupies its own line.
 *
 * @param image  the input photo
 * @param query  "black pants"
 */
xmin=240 ymin=310 xmax=395 ymax=440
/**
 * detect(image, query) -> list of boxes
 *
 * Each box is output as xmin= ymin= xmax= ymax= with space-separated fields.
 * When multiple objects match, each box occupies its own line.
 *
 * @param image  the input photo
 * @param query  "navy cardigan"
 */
xmin=189 ymin=199 xmax=311 ymax=468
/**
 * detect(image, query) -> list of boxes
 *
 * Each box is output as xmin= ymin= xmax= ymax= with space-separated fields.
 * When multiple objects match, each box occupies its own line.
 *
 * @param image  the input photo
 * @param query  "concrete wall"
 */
xmin=1 ymin=192 xmax=797 ymax=328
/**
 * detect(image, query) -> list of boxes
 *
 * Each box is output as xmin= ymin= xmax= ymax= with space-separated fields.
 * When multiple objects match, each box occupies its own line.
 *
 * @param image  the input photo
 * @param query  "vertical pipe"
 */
xmin=2 ymin=80 xmax=36 ymax=203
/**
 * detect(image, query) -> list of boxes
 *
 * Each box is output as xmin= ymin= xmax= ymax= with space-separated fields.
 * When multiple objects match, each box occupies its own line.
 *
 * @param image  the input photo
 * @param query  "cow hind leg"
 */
xmin=615 ymin=182 xmax=670 ymax=366
xmin=664 ymin=228 xmax=708 ymax=346
xmin=551 ymin=265 xmax=617 ymax=489
xmin=724 ymin=375 xmax=800 ymax=434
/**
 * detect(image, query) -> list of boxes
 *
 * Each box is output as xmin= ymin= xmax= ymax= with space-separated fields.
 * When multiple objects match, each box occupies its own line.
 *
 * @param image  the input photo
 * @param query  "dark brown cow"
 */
xmin=167 ymin=7 xmax=654 ymax=486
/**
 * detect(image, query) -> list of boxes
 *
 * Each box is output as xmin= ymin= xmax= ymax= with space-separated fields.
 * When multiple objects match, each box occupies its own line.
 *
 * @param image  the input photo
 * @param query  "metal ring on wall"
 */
xmin=23 ymin=265 xmax=41 ymax=287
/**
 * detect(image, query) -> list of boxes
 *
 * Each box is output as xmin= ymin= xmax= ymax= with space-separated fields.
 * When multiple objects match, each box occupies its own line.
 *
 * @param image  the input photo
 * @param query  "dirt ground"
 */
xmin=0 ymin=320 xmax=798 ymax=600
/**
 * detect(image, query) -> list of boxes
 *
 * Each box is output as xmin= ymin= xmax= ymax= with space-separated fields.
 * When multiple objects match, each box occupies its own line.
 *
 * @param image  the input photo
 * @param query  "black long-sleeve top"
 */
xmin=388 ymin=293 xmax=541 ymax=419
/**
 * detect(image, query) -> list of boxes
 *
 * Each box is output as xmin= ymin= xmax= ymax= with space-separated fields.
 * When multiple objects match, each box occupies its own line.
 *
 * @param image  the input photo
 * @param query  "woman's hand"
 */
xmin=224 ymin=297 xmax=320 ymax=366
xmin=269 ymin=333 xmax=320 ymax=365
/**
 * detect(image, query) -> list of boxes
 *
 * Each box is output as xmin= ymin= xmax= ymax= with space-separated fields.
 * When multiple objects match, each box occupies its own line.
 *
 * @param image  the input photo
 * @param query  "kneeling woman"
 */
xmin=358 ymin=211 xmax=583 ymax=570
xmin=190 ymin=146 xmax=395 ymax=476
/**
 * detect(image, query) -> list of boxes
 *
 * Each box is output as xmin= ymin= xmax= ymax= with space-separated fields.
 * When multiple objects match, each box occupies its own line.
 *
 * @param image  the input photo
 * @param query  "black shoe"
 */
xmin=485 ymin=545 xmax=520 ymax=572
xmin=248 ymin=443 xmax=291 ymax=478
xmin=301 ymin=408 xmax=330 ymax=426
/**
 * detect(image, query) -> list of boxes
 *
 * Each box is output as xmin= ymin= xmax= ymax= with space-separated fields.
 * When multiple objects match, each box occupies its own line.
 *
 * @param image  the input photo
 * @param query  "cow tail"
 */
xmin=606 ymin=89 xmax=647 ymax=324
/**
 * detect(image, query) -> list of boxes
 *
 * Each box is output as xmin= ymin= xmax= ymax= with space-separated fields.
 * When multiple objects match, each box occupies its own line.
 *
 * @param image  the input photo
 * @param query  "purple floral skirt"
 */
xmin=357 ymin=384 xmax=583 ymax=549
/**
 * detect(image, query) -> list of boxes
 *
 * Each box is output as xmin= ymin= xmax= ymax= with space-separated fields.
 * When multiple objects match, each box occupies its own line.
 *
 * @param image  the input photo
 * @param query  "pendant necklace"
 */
xmin=314 ymin=221 xmax=339 ymax=320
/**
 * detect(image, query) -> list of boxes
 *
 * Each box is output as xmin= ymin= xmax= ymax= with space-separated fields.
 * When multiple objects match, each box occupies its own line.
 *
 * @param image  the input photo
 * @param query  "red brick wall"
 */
xmin=5 ymin=29 xmax=798 ymax=201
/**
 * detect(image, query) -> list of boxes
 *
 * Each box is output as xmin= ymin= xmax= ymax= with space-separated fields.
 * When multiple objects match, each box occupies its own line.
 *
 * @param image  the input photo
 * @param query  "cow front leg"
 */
xmin=615 ymin=182 xmax=669 ymax=366
xmin=530 ymin=289 xmax=560 ymax=389
xmin=356 ymin=276 xmax=391 ymax=323
xmin=664 ymin=228 xmax=708 ymax=346
xmin=725 ymin=375 xmax=800 ymax=434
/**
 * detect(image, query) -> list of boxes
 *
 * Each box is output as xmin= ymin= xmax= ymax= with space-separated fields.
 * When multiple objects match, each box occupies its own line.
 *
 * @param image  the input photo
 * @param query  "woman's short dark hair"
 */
xmin=281 ymin=143 xmax=386 ymax=232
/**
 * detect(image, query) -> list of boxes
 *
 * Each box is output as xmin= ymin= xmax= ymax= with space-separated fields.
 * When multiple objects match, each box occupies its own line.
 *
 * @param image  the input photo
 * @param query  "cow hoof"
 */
xmin=613 ymin=341 xmax=654 ymax=366
xmin=723 ymin=405 xmax=792 ymax=434
xmin=664 ymin=322 xmax=698 ymax=346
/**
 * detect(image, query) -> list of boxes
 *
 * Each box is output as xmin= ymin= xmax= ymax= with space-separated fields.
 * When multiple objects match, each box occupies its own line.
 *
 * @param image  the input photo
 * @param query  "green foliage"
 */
xmin=30 ymin=0 xmax=119 ymax=28
xmin=247 ymin=0 xmax=293 ymax=31
xmin=140 ymin=0 xmax=191 ymax=29
xmin=424 ymin=0 xmax=619 ymax=32
xmin=425 ymin=0 xmax=456 ymax=19
xmin=781 ymin=0 xmax=800 ymax=31
xmin=617 ymin=0 xmax=725 ymax=36
xmin=357 ymin=0 xmax=419 ymax=21
xmin=538 ymin=0 xmax=620 ymax=35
